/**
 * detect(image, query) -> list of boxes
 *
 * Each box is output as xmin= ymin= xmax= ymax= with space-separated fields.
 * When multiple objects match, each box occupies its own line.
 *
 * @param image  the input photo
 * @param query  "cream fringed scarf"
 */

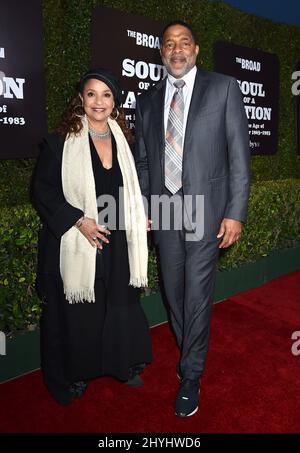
xmin=60 ymin=116 xmax=148 ymax=303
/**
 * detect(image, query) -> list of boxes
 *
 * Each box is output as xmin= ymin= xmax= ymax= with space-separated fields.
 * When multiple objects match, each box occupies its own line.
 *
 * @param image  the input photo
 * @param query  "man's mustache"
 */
xmin=170 ymin=56 xmax=187 ymax=63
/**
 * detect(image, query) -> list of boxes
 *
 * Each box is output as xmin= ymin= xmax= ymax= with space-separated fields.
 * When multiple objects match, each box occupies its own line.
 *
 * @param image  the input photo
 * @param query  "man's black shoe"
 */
xmin=175 ymin=379 xmax=200 ymax=417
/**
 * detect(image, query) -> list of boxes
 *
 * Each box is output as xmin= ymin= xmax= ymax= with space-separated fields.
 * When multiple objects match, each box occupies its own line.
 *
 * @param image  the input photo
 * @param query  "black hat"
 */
xmin=79 ymin=68 xmax=122 ymax=107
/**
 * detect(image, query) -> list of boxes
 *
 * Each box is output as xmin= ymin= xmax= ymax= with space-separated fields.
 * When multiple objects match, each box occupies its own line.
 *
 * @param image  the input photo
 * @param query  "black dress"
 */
xmin=35 ymin=132 xmax=152 ymax=405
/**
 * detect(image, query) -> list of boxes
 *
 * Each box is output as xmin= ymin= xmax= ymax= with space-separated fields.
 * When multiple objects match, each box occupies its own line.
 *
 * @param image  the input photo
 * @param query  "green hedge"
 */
xmin=1 ymin=179 xmax=299 ymax=333
xmin=218 ymin=179 xmax=300 ymax=269
xmin=0 ymin=205 xmax=42 ymax=335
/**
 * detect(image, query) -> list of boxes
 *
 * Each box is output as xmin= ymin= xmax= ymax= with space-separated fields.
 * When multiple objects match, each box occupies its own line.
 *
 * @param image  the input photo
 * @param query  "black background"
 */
xmin=215 ymin=41 xmax=279 ymax=155
xmin=92 ymin=6 xmax=164 ymax=130
xmin=0 ymin=0 xmax=46 ymax=159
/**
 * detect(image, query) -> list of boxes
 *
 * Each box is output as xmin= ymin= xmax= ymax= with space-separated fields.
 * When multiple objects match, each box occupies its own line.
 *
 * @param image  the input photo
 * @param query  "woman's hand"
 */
xmin=147 ymin=218 xmax=153 ymax=232
xmin=77 ymin=217 xmax=110 ymax=249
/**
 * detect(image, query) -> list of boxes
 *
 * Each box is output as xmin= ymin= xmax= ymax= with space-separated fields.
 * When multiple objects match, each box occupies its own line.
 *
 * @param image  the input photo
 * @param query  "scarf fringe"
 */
xmin=129 ymin=277 xmax=148 ymax=288
xmin=65 ymin=288 xmax=95 ymax=304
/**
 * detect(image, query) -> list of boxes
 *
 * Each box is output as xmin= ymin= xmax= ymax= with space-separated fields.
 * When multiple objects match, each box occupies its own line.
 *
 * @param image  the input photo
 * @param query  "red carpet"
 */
xmin=1 ymin=270 xmax=300 ymax=433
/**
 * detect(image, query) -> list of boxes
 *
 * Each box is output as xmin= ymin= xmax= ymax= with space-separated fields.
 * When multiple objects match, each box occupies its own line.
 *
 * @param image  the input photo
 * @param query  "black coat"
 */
xmin=32 ymin=132 xmax=152 ymax=391
xmin=33 ymin=133 xmax=83 ymax=276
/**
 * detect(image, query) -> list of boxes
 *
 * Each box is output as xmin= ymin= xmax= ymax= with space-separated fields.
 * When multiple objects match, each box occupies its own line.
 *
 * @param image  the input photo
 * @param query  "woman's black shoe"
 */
xmin=69 ymin=380 xmax=88 ymax=398
xmin=126 ymin=364 xmax=146 ymax=387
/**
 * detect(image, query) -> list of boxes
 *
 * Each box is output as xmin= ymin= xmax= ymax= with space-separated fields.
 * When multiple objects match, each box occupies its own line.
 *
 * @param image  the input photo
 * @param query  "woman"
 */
xmin=33 ymin=68 xmax=152 ymax=405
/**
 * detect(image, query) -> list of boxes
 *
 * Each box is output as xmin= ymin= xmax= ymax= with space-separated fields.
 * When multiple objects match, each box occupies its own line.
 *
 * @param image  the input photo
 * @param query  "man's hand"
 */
xmin=217 ymin=218 xmax=242 ymax=249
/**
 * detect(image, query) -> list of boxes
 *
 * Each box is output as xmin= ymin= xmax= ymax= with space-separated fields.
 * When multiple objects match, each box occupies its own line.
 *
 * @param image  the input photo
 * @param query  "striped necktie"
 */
xmin=165 ymin=79 xmax=185 ymax=194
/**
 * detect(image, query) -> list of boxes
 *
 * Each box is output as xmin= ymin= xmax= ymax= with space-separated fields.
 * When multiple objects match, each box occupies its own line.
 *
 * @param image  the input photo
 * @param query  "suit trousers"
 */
xmin=157 ymin=190 xmax=220 ymax=381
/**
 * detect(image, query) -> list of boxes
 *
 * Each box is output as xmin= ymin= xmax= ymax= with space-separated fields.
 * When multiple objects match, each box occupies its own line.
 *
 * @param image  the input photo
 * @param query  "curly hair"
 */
xmin=57 ymin=93 xmax=134 ymax=146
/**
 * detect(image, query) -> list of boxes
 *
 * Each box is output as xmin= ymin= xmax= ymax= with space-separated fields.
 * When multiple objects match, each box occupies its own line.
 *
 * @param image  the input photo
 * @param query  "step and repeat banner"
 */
xmin=0 ymin=3 xmax=289 ymax=159
xmin=215 ymin=42 xmax=279 ymax=155
xmin=92 ymin=6 xmax=164 ymax=131
xmin=93 ymin=9 xmax=281 ymax=157
xmin=0 ymin=0 xmax=46 ymax=159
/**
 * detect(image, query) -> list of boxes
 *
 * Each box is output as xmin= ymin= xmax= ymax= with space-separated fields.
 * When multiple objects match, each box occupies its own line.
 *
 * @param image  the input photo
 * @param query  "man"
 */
xmin=135 ymin=21 xmax=250 ymax=417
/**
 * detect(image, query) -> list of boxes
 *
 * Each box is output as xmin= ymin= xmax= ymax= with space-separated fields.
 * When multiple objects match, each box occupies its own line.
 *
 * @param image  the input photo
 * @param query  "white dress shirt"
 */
xmin=164 ymin=65 xmax=197 ymax=145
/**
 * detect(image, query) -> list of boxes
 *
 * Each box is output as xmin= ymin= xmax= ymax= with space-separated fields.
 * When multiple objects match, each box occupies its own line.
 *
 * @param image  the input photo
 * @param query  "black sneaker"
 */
xmin=175 ymin=379 xmax=200 ymax=417
xmin=176 ymin=364 xmax=183 ymax=382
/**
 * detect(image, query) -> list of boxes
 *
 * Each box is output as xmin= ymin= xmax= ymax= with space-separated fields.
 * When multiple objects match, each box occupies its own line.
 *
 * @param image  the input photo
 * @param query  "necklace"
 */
xmin=88 ymin=126 xmax=111 ymax=140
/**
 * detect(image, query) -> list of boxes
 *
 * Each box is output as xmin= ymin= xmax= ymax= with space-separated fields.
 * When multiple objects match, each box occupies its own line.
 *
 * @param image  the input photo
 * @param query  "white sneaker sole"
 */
xmin=175 ymin=405 xmax=199 ymax=417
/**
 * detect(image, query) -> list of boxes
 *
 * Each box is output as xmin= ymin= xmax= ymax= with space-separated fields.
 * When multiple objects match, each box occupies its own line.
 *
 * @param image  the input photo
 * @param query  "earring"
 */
xmin=74 ymin=103 xmax=84 ymax=118
xmin=110 ymin=108 xmax=119 ymax=120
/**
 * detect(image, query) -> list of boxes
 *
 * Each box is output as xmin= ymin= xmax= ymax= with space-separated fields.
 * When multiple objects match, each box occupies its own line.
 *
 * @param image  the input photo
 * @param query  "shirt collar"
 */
xmin=167 ymin=65 xmax=197 ymax=90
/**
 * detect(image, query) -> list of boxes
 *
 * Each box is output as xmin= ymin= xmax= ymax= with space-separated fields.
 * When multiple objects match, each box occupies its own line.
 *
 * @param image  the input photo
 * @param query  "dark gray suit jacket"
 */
xmin=134 ymin=67 xmax=250 ymax=242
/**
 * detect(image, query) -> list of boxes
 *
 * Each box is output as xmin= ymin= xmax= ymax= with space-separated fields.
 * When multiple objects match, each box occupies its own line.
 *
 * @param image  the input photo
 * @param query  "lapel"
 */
xmin=183 ymin=68 xmax=210 ymax=152
xmin=151 ymin=78 xmax=166 ymax=171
